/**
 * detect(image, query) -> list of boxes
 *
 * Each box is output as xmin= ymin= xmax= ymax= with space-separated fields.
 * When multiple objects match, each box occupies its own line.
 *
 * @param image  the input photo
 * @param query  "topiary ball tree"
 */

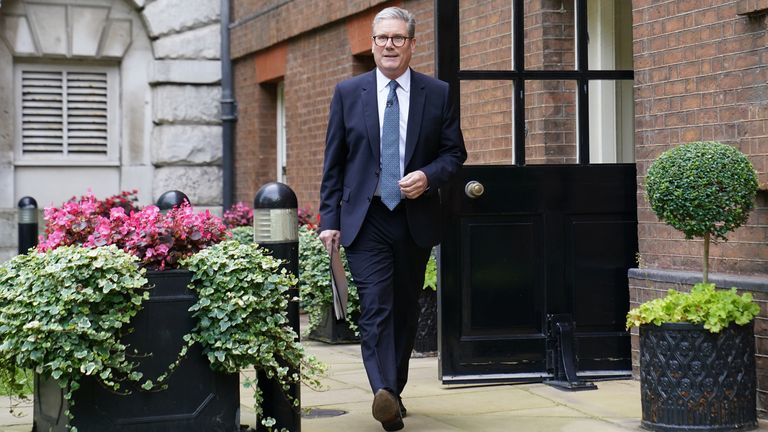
xmin=645 ymin=141 xmax=758 ymax=283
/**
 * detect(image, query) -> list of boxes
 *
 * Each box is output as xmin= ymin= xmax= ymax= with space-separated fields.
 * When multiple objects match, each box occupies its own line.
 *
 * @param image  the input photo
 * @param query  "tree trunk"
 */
xmin=703 ymin=232 xmax=710 ymax=284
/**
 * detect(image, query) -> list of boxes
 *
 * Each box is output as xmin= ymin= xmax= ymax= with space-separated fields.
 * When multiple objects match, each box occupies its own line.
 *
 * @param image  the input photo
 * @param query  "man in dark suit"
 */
xmin=318 ymin=6 xmax=466 ymax=431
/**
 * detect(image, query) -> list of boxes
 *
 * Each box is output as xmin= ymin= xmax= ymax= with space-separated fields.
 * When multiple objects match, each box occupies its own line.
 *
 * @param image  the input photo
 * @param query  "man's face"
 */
xmin=372 ymin=18 xmax=415 ymax=80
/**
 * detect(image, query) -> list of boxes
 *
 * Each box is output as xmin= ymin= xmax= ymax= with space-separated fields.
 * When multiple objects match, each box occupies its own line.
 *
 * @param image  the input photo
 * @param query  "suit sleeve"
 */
xmin=319 ymin=85 xmax=346 ymax=232
xmin=419 ymin=84 xmax=467 ymax=189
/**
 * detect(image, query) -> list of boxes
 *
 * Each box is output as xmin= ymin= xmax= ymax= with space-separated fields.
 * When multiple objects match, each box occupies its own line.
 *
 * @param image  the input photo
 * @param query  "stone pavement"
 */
xmin=4 ymin=336 xmax=768 ymax=431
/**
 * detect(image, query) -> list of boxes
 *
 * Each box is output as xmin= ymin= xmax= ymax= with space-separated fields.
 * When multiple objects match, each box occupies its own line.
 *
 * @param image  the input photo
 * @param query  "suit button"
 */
xmin=375 ymin=169 xmax=380 ymax=176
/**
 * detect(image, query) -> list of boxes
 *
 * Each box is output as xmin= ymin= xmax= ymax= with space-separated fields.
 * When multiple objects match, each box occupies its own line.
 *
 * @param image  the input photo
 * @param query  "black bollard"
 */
xmin=17 ymin=196 xmax=38 ymax=254
xmin=156 ymin=190 xmax=190 ymax=212
xmin=253 ymin=182 xmax=300 ymax=432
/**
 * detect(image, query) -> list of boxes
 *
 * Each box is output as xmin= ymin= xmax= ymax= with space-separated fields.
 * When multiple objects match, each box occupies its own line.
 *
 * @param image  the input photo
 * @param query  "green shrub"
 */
xmin=182 ymin=240 xmax=324 ymax=430
xmin=229 ymin=226 xmax=254 ymax=244
xmin=626 ymin=283 xmax=760 ymax=333
xmin=645 ymin=141 xmax=758 ymax=282
xmin=298 ymin=226 xmax=359 ymax=334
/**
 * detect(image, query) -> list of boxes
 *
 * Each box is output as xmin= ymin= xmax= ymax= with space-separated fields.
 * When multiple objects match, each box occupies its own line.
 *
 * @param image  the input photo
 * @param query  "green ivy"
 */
xmin=626 ymin=283 xmax=760 ymax=333
xmin=298 ymin=225 xmax=360 ymax=334
xmin=423 ymin=254 xmax=437 ymax=291
xmin=0 ymin=246 xmax=149 ymax=428
xmin=181 ymin=240 xmax=325 ymax=431
xmin=228 ymin=226 xmax=255 ymax=244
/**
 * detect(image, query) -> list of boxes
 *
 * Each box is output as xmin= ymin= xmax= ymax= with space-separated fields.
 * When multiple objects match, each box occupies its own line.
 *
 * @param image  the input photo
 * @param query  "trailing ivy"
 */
xmin=0 ymin=246 xmax=149 ymax=429
xmin=229 ymin=226 xmax=255 ymax=244
xmin=181 ymin=240 xmax=325 ymax=431
xmin=626 ymin=283 xmax=760 ymax=333
xmin=297 ymin=225 xmax=360 ymax=334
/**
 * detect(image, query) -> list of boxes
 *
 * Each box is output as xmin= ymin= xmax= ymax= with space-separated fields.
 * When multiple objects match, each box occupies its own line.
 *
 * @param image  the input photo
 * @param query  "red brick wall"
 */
xmin=633 ymin=0 xmax=768 ymax=277
xmin=230 ymin=0 xmax=390 ymax=59
xmin=458 ymin=1 xmax=513 ymax=164
xmin=524 ymin=1 xmax=577 ymax=164
xmin=233 ymin=55 xmax=277 ymax=203
xmin=233 ymin=0 xmax=436 ymax=213
xmin=283 ymin=25 xmax=355 ymax=213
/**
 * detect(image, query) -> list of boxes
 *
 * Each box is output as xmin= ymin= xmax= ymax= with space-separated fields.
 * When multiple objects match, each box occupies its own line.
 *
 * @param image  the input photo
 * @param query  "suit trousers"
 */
xmin=345 ymin=197 xmax=432 ymax=395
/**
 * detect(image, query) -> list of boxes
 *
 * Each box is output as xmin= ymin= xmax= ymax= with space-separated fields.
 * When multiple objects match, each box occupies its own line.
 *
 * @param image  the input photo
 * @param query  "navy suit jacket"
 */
xmin=319 ymin=69 xmax=466 ymax=248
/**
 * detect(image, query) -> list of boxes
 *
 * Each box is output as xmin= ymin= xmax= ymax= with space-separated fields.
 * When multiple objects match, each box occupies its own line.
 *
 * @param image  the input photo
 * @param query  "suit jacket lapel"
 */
xmin=362 ymin=71 xmax=380 ymax=162
xmin=405 ymin=71 xmax=425 ymax=168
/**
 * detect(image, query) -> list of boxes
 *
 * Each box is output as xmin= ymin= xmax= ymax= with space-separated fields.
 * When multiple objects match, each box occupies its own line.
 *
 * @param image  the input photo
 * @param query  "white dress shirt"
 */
xmin=375 ymin=67 xmax=410 ymax=196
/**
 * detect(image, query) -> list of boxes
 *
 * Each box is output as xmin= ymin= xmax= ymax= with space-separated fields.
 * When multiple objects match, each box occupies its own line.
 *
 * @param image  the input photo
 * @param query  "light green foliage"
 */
xmin=297 ymin=226 xmax=359 ymax=334
xmin=0 ymin=246 xmax=149 ymax=426
xmin=626 ymin=283 xmax=760 ymax=333
xmin=228 ymin=226 xmax=254 ymax=244
xmin=423 ymin=254 xmax=437 ymax=291
xmin=181 ymin=240 xmax=325 ymax=431
xmin=646 ymin=141 xmax=758 ymax=241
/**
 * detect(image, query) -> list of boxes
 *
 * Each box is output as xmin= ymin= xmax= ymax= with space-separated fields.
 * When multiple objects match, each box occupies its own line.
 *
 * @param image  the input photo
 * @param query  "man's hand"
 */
xmin=399 ymin=170 xmax=428 ymax=199
xmin=319 ymin=229 xmax=341 ymax=252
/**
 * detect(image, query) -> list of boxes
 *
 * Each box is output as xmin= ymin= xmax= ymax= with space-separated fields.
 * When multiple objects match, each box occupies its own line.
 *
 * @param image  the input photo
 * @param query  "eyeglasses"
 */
xmin=372 ymin=35 xmax=412 ymax=47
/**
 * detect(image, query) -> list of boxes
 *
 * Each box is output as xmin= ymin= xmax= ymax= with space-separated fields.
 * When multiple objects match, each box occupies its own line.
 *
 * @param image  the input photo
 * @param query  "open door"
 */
xmin=436 ymin=0 xmax=637 ymax=384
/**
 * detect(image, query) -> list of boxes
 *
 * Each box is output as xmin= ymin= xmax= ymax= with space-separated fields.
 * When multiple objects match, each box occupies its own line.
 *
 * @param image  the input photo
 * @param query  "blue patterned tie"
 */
xmin=380 ymin=80 xmax=401 ymax=210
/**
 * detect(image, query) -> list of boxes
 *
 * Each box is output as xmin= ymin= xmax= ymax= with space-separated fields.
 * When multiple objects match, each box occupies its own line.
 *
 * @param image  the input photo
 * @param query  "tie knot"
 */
xmin=389 ymin=80 xmax=398 ymax=91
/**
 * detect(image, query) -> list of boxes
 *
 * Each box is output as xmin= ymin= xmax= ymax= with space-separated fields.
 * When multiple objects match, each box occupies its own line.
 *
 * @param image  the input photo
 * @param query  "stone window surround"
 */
xmin=14 ymin=62 xmax=120 ymax=166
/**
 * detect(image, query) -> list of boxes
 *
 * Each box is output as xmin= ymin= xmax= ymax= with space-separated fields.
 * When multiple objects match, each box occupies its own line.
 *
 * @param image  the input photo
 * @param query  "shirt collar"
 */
xmin=376 ymin=68 xmax=411 ymax=94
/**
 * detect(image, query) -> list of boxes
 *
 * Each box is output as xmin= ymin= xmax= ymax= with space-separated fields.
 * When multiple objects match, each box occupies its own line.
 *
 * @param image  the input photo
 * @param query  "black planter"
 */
xmin=639 ymin=322 xmax=757 ymax=432
xmin=308 ymin=305 xmax=359 ymax=344
xmin=33 ymin=270 xmax=240 ymax=432
xmin=413 ymin=289 xmax=437 ymax=354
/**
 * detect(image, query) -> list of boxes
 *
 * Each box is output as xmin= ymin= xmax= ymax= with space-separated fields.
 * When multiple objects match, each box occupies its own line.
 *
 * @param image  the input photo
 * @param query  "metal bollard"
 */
xmin=156 ymin=190 xmax=190 ymax=213
xmin=253 ymin=182 xmax=300 ymax=432
xmin=17 ymin=196 xmax=38 ymax=254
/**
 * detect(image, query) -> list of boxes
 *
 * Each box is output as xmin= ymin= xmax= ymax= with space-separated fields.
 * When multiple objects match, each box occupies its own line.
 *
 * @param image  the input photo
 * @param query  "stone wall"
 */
xmin=0 ymin=0 xmax=223 ymax=259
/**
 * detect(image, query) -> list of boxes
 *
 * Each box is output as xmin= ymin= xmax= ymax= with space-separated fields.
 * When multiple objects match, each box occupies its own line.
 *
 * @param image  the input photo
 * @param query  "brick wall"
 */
xmin=233 ymin=0 xmax=436 ymax=213
xmin=283 ymin=25 xmax=355 ymax=212
xmin=458 ymin=1 xmax=513 ymax=164
xmin=233 ymin=55 xmax=277 ymax=203
xmin=633 ymin=0 xmax=768 ymax=277
xmin=524 ymin=0 xmax=577 ymax=164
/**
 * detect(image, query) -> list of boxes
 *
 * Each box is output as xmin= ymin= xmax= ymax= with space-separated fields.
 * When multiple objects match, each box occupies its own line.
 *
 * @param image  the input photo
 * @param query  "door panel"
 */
xmin=440 ymin=164 xmax=637 ymax=383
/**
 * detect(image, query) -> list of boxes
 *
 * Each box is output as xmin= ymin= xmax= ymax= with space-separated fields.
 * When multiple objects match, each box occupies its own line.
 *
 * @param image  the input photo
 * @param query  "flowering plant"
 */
xmin=298 ymin=206 xmax=319 ymax=230
xmin=223 ymin=202 xmax=253 ymax=228
xmin=39 ymin=193 xmax=227 ymax=270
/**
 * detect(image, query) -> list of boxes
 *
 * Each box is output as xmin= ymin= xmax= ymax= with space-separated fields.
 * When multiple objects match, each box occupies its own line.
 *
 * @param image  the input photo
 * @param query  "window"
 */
xmin=444 ymin=0 xmax=634 ymax=165
xmin=15 ymin=64 xmax=119 ymax=164
xmin=276 ymin=81 xmax=286 ymax=182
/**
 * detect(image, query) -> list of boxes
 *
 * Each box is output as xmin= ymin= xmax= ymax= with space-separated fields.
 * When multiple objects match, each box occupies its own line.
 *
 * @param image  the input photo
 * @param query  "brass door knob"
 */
xmin=465 ymin=181 xmax=485 ymax=199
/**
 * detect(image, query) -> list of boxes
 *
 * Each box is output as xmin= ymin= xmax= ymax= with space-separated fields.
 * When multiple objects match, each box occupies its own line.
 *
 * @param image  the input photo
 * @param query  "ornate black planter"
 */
xmin=413 ymin=289 xmax=437 ymax=354
xmin=33 ymin=270 xmax=240 ymax=432
xmin=308 ymin=305 xmax=359 ymax=344
xmin=639 ymin=322 xmax=757 ymax=432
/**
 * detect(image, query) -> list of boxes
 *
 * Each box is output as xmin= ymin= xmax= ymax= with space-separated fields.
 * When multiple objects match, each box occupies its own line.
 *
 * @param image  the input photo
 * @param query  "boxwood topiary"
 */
xmin=645 ymin=141 xmax=758 ymax=283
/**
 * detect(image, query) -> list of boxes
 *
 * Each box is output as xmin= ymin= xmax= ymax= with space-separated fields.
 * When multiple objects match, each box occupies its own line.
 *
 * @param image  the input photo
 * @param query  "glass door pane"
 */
xmin=524 ymin=0 xmax=576 ymax=70
xmin=459 ymin=0 xmax=513 ymax=70
xmin=525 ymin=80 xmax=578 ymax=164
xmin=588 ymin=79 xmax=634 ymax=163
xmin=460 ymin=80 xmax=514 ymax=164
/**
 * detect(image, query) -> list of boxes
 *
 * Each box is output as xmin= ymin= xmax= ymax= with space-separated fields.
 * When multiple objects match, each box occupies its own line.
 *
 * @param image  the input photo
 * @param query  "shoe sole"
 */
xmin=373 ymin=390 xmax=404 ymax=431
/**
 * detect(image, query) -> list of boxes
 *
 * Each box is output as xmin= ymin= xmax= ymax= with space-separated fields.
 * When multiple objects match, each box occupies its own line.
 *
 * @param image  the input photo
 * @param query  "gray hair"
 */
xmin=372 ymin=7 xmax=416 ymax=38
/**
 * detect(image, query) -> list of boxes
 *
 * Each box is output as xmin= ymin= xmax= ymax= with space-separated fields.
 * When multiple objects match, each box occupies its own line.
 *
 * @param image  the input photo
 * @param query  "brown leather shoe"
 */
xmin=372 ymin=389 xmax=404 ymax=431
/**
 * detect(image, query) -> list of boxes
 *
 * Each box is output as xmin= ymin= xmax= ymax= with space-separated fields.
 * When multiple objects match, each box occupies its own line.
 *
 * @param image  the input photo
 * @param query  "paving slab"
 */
xmin=5 ymin=327 xmax=768 ymax=432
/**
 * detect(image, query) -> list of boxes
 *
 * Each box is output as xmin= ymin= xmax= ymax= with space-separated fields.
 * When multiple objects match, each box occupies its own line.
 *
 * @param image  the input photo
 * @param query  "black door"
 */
xmin=439 ymin=165 xmax=637 ymax=382
xmin=436 ymin=0 xmax=637 ymax=383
